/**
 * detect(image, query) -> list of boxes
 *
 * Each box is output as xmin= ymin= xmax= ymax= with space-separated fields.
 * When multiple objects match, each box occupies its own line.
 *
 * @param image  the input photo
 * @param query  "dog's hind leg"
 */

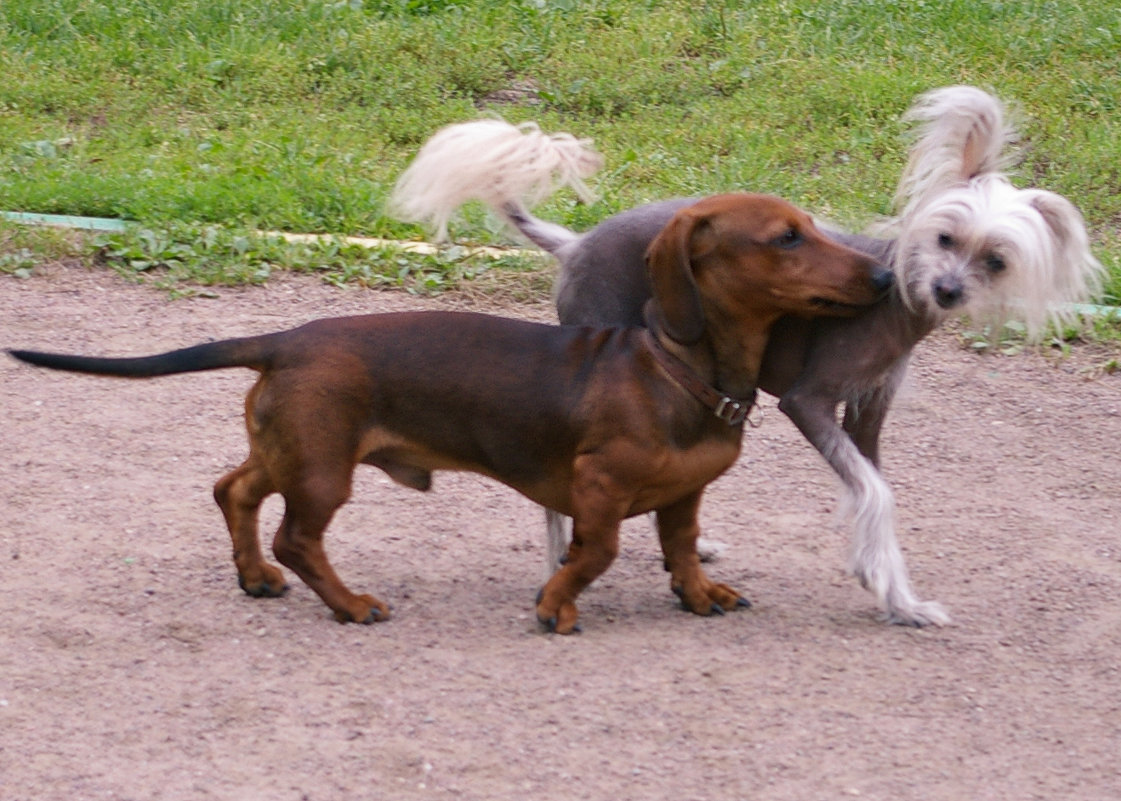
xmin=657 ymin=490 xmax=749 ymax=617
xmin=270 ymin=468 xmax=391 ymax=625
xmin=840 ymin=362 xmax=908 ymax=468
xmin=214 ymin=457 xmax=288 ymax=598
xmin=779 ymin=387 xmax=949 ymax=626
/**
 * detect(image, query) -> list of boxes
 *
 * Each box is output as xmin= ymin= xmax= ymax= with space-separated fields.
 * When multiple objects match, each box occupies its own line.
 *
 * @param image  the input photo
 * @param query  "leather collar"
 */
xmin=642 ymin=330 xmax=757 ymax=427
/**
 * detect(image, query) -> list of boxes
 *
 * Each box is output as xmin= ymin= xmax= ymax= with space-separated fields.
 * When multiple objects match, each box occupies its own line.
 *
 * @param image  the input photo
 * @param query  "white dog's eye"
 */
xmin=985 ymin=254 xmax=1007 ymax=273
xmin=937 ymin=233 xmax=955 ymax=249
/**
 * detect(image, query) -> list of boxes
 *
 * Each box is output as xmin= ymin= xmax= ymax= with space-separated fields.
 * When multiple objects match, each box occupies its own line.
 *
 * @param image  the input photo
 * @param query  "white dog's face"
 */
xmin=895 ymin=175 xmax=1100 ymax=338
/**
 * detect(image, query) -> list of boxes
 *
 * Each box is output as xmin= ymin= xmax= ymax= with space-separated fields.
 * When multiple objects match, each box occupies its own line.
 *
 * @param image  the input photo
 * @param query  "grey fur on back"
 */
xmin=553 ymin=198 xmax=697 ymax=326
xmin=551 ymin=198 xmax=893 ymax=328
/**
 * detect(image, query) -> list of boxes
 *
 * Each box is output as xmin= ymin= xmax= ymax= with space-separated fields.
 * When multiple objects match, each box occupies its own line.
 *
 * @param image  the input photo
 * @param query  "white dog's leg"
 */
xmin=838 ymin=440 xmax=950 ymax=626
xmin=545 ymin=509 xmax=726 ymax=580
xmin=544 ymin=509 xmax=571 ymax=579
xmin=782 ymin=385 xmax=948 ymax=626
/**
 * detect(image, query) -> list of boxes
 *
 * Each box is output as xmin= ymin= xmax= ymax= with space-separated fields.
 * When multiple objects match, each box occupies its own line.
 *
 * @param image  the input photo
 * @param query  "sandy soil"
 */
xmin=1 ymin=265 xmax=1119 ymax=801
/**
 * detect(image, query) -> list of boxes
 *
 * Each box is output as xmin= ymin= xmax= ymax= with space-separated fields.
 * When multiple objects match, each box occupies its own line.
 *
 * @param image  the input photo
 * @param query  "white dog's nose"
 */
xmin=933 ymin=277 xmax=965 ymax=308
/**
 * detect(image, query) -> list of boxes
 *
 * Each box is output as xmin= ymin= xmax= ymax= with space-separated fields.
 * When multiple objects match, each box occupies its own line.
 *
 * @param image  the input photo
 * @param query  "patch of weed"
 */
xmin=0 ymin=1 xmax=1117 ymax=304
xmin=88 ymin=221 xmax=543 ymax=294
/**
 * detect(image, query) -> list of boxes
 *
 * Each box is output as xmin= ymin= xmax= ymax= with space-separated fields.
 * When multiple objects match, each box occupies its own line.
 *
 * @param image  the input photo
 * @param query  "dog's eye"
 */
xmin=986 ymin=254 xmax=1006 ymax=273
xmin=937 ymin=233 xmax=955 ymax=249
xmin=772 ymin=228 xmax=803 ymax=249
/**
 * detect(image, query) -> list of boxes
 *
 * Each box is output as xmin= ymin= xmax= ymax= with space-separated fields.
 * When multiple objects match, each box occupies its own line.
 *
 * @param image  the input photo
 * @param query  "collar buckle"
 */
xmin=714 ymin=396 xmax=749 ymax=426
xmin=643 ymin=330 xmax=758 ymax=428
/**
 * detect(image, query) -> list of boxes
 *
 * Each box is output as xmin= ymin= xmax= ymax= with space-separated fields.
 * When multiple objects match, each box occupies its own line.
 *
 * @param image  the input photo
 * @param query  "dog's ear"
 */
xmin=644 ymin=208 xmax=712 ymax=345
xmin=1026 ymin=189 xmax=1103 ymax=303
xmin=1027 ymin=191 xmax=1085 ymax=258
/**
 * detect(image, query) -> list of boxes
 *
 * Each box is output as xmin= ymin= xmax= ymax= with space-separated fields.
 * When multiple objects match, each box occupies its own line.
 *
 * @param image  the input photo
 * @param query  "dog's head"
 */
xmin=895 ymin=175 xmax=1104 ymax=339
xmin=890 ymin=85 xmax=1104 ymax=338
xmin=644 ymin=193 xmax=892 ymax=345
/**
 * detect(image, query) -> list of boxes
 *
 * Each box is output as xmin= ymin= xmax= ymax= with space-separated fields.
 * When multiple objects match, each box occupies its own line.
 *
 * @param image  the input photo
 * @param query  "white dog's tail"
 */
xmin=390 ymin=119 xmax=604 ymax=252
xmin=895 ymin=85 xmax=1016 ymax=218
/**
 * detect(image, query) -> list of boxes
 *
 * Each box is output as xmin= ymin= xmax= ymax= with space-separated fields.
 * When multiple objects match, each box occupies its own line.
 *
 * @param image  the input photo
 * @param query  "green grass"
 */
xmin=1 ymin=0 xmax=1119 ymax=310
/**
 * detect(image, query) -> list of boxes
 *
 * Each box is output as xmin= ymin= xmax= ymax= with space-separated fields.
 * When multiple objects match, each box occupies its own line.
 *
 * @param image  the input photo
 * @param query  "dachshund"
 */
xmin=9 ymin=193 xmax=891 ymax=633
xmin=392 ymin=86 xmax=1103 ymax=626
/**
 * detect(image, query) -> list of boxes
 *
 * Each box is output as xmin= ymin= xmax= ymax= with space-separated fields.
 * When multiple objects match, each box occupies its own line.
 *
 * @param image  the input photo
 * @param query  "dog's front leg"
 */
xmin=536 ymin=472 xmax=629 ymax=633
xmin=778 ymin=387 xmax=948 ymax=626
xmin=657 ymin=490 xmax=749 ymax=616
xmin=535 ymin=519 xmax=620 ymax=634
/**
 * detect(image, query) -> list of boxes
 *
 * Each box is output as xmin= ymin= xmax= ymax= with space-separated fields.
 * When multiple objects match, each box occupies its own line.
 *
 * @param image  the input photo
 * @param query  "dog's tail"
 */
xmin=390 ymin=119 xmax=603 ymax=253
xmin=894 ymin=85 xmax=1016 ymax=218
xmin=8 ymin=336 xmax=274 ymax=378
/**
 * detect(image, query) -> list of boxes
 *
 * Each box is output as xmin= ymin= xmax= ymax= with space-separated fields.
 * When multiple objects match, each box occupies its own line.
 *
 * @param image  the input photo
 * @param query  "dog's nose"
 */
xmin=933 ymin=278 xmax=964 ymax=309
xmin=871 ymin=266 xmax=895 ymax=293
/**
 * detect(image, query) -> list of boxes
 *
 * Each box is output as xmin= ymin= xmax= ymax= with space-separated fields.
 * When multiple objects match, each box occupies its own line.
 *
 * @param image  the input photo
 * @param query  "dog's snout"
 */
xmin=933 ymin=277 xmax=964 ymax=309
xmin=870 ymin=265 xmax=895 ymax=294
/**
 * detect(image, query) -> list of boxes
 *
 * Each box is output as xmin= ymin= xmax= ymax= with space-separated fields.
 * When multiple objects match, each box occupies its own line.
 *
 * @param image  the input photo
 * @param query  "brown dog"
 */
xmin=9 ymin=194 xmax=890 ymax=633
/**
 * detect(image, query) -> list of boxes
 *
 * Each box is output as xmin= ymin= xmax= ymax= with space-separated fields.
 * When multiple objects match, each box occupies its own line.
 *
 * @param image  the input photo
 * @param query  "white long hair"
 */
xmin=390 ymin=119 xmax=603 ymax=242
xmin=890 ymin=86 xmax=1104 ymax=338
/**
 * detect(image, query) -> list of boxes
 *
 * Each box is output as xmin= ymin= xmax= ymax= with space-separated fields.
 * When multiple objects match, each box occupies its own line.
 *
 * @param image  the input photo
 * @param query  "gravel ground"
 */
xmin=2 ymin=266 xmax=1119 ymax=801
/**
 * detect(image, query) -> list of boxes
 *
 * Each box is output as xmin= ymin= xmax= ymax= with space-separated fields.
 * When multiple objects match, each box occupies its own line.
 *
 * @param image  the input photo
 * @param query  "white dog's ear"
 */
xmin=1025 ymin=189 xmax=1105 ymax=305
xmin=1028 ymin=191 xmax=1083 ymax=253
xmin=1028 ymin=192 xmax=1097 ymax=272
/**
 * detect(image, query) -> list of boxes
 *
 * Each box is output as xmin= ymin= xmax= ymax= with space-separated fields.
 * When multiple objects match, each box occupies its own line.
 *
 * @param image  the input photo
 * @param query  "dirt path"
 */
xmin=2 ymin=266 xmax=1119 ymax=801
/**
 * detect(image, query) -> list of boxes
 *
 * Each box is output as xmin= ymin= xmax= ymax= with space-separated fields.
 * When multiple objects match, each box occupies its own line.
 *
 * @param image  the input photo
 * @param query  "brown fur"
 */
xmin=10 ymin=194 xmax=888 ymax=632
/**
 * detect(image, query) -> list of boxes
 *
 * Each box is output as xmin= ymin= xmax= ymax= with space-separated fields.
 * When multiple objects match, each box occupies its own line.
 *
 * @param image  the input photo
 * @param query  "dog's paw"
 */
xmin=535 ymin=587 xmax=581 ymax=634
xmin=332 ymin=594 xmax=392 ymax=625
xmin=672 ymin=581 xmax=750 ymax=616
xmin=536 ymin=607 xmax=582 ymax=634
xmin=538 ymin=615 xmax=583 ymax=635
xmin=886 ymin=599 xmax=950 ymax=628
xmin=238 ymin=570 xmax=289 ymax=598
